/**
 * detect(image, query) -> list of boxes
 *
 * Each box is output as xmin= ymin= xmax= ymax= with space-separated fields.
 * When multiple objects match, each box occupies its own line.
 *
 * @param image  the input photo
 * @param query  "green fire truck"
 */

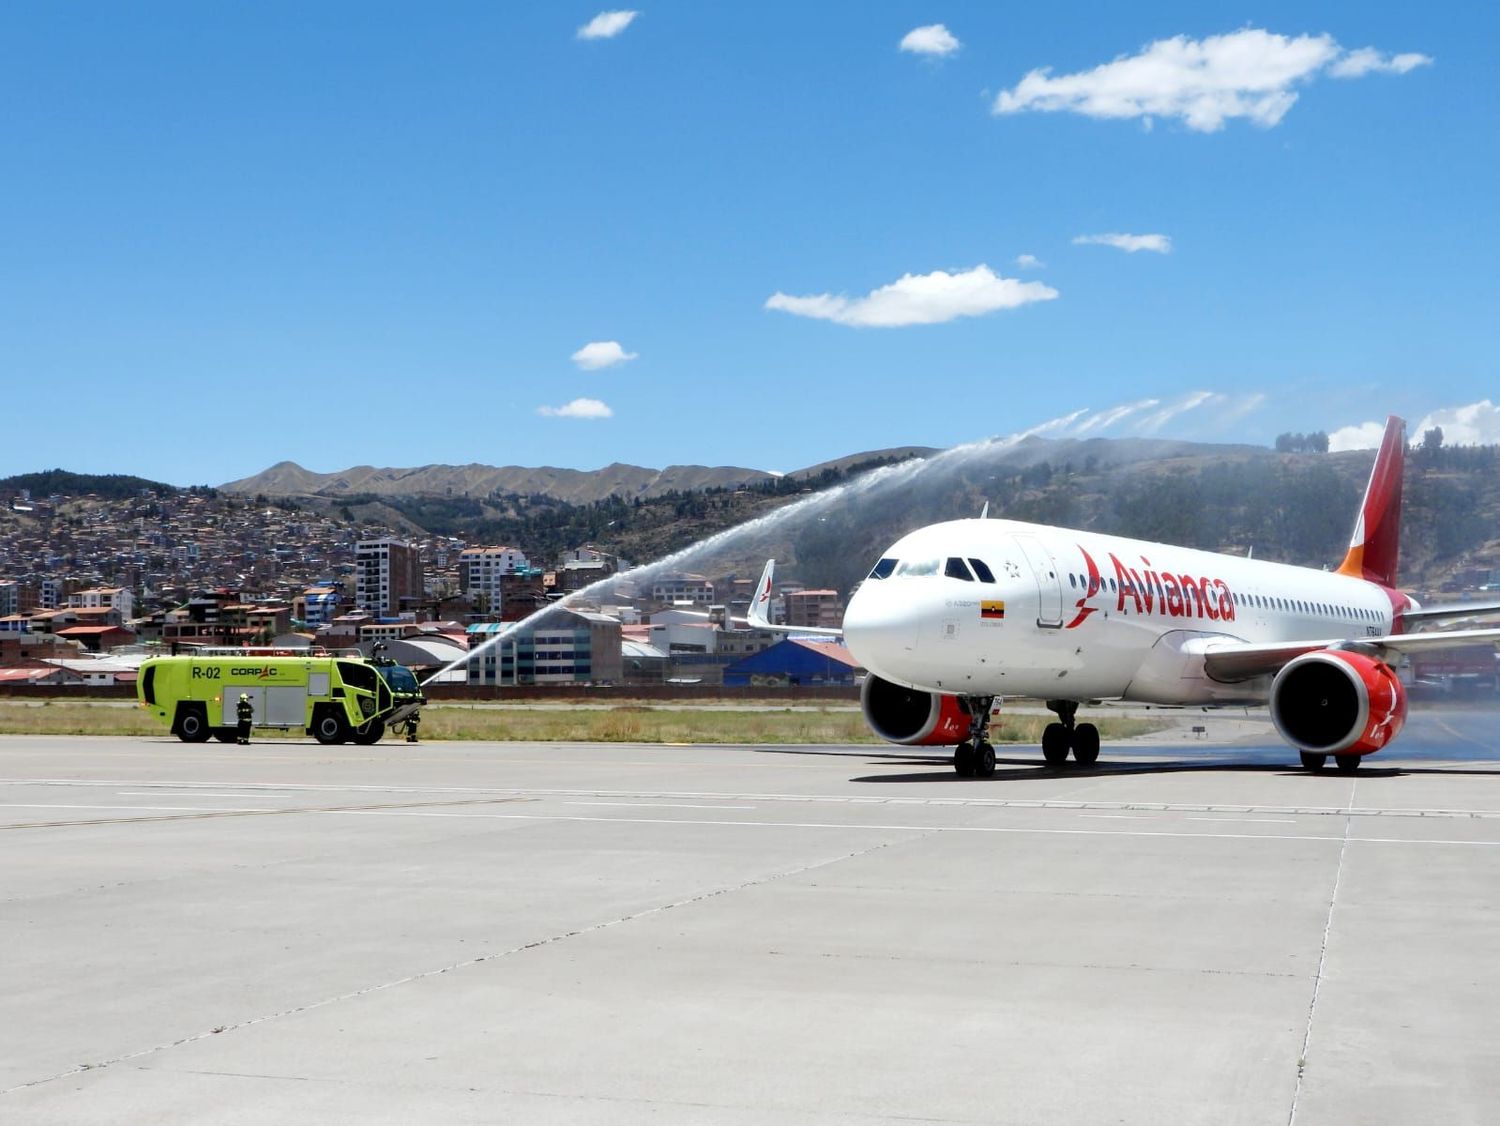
xmin=137 ymin=652 xmax=425 ymax=745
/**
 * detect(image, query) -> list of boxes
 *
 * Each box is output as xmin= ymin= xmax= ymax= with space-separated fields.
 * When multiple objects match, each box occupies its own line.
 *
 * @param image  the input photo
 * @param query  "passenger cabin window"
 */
xmin=945 ymin=557 xmax=975 ymax=581
xmin=968 ymin=558 xmax=996 ymax=583
xmin=868 ymin=558 xmax=898 ymax=580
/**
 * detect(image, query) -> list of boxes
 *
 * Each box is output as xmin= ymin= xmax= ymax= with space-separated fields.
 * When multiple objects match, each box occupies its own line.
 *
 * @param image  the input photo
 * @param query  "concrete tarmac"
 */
xmin=3 ymin=708 xmax=1500 ymax=1124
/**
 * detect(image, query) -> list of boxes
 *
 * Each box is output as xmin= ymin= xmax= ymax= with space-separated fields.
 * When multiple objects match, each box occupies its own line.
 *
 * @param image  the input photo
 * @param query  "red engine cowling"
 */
xmin=1269 ymin=650 xmax=1407 ymax=757
xmin=860 ymin=674 xmax=972 ymax=746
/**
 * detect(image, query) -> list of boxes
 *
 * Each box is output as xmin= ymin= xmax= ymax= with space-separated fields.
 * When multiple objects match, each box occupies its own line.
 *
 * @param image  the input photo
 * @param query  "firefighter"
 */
xmin=405 ymin=711 xmax=421 ymax=743
xmin=235 ymin=693 xmax=253 ymax=745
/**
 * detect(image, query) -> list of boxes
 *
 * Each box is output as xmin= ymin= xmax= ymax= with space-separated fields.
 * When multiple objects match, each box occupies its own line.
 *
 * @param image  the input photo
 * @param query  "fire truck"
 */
xmin=137 ymin=650 xmax=425 ymax=744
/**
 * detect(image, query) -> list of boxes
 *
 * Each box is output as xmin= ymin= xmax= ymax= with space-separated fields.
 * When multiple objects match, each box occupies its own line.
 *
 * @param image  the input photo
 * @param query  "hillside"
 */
xmin=222 ymin=460 xmax=777 ymax=505
xmin=4 ymin=439 xmax=1497 ymax=602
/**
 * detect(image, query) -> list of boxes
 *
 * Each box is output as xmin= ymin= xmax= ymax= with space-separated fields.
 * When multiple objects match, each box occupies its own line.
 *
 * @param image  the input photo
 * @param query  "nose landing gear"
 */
xmin=1042 ymin=699 xmax=1100 ymax=768
xmin=953 ymin=696 xmax=997 ymax=779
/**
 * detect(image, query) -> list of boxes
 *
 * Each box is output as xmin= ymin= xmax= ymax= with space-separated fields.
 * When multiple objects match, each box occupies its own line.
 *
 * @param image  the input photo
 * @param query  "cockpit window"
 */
xmin=968 ymin=558 xmax=996 ymax=583
xmin=944 ymin=557 xmax=974 ymax=581
xmin=868 ymin=558 xmax=898 ymax=580
xmin=896 ymin=558 xmax=942 ymax=577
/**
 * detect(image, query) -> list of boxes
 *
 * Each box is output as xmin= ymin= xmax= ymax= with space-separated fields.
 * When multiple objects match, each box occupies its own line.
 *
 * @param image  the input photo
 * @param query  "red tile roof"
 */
xmin=790 ymin=640 xmax=863 ymax=668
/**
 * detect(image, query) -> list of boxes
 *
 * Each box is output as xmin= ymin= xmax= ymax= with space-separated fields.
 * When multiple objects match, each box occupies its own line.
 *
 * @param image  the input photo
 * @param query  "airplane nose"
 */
xmin=843 ymin=585 xmax=919 ymax=666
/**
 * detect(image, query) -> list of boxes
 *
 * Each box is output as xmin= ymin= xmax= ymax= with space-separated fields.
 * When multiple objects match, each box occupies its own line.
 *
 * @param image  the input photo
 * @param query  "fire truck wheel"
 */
xmin=175 ymin=705 xmax=211 ymax=743
xmin=352 ymin=719 xmax=386 ymax=746
xmin=312 ymin=709 xmax=349 ymax=745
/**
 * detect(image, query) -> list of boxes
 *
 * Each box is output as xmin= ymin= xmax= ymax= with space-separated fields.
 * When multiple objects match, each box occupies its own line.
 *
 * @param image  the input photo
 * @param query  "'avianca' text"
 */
xmin=1067 ymin=546 xmax=1237 ymax=628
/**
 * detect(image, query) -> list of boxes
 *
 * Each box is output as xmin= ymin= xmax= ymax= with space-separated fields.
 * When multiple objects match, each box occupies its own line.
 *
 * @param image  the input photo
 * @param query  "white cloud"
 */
xmin=577 ymin=10 xmax=638 ymax=40
xmin=1015 ymin=253 xmax=1044 ymax=269
xmin=571 ymin=340 xmax=638 ymax=370
xmin=993 ymin=29 xmax=1431 ymax=132
xmin=538 ymin=398 xmax=614 ymax=419
xmin=1416 ymin=401 xmax=1500 ymax=445
xmin=1329 ymin=48 xmax=1433 ymax=78
xmin=1327 ymin=420 xmax=1390 ymax=452
xmin=1073 ymin=232 xmax=1172 ymax=254
xmin=765 ymin=264 xmax=1057 ymax=328
xmin=900 ymin=24 xmax=960 ymax=57
xmin=1331 ymin=401 xmax=1500 ymax=450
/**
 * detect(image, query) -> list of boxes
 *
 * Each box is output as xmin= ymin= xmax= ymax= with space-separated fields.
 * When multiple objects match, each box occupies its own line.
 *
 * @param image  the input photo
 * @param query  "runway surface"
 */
xmin=3 ymin=707 xmax=1499 ymax=1124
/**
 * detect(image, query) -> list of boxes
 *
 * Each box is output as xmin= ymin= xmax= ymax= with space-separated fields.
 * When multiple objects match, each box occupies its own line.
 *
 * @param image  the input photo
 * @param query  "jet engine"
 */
xmin=1269 ymin=650 xmax=1407 ymax=756
xmin=860 ymin=674 xmax=972 ymax=746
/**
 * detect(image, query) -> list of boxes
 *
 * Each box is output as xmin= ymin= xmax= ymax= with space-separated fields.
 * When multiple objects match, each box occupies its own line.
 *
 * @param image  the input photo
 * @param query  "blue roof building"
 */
xmin=722 ymin=638 xmax=863 ymax=688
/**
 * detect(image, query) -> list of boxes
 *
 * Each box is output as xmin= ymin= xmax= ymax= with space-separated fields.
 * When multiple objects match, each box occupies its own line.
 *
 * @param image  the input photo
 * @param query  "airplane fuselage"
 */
xmin=842 ymin=518 xmax=1412 ymax=705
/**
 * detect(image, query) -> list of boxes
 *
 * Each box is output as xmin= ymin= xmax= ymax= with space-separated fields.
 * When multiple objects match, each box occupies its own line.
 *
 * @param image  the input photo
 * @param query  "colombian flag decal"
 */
xmin=980 ymin=600 xmax=1006 ymax=620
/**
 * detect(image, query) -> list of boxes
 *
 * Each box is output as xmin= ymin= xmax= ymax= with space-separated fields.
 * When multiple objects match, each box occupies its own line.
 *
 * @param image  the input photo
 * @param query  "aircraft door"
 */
xmin=1014 ymin=535 xmax=1064 ymax=628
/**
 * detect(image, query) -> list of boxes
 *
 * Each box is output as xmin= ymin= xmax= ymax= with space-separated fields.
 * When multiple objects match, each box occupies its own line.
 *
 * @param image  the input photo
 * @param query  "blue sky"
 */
xmin=2 ymin=3 xmax=1496 ymax=485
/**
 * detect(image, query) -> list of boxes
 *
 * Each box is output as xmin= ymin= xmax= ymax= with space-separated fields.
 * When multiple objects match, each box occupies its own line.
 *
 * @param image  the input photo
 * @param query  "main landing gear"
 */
xmin=952 ymin=696 xmax=997 ymax=779
xmin=1041 ymin=699 xmax=1100 ymax=769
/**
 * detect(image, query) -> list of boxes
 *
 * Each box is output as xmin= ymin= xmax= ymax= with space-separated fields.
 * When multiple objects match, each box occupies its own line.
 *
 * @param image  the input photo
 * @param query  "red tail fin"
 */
xmin=1336 ymin=415 xmax=1405 ymax=587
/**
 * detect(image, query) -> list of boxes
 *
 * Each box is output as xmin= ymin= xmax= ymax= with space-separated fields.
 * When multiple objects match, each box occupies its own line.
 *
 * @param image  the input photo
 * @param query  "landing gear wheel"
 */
xmin=974 ymin=741 xmax=996 ymax=779
xmin=1072 ymin=723 xmax=1100 ymax=766
xmin=1041 ymin=723 xmax=1070 ymax=766
xmin=1334 ymin=754 xmax=1362 ymax=773
xmin=1300 ymin=751 xmax=1328 ymax=772
xmin=953 ymin=742 xmax=976 ymax=778
xmin=313 ymin=710 xmax=350 ymax=746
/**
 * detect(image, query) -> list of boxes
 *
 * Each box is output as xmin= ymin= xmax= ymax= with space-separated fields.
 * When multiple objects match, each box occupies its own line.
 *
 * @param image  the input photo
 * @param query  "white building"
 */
xmin=355 ymin=538 xmax=423 ymax=617
xmin=650 ymin=573 xmax=714 ymax=606
xmin=67 ymin=586 xmax=135 ymax=619
xmin=459 ymin=546 xmax=530 ymax=614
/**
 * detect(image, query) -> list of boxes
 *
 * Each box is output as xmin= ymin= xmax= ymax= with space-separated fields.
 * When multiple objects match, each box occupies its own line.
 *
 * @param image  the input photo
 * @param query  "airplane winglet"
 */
xmin=747 ymin=559 xmax=775 ymax=629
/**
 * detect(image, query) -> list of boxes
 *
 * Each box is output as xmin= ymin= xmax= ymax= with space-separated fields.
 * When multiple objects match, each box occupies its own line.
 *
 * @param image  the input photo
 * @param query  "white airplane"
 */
xmin=749 ymin=416 xmax=1500 ymax=777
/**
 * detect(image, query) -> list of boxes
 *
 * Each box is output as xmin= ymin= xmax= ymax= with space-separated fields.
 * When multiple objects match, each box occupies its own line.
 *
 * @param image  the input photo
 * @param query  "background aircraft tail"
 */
xmin=1336 ymin=415 xmax=1405 ymax=588
xmin=748 ymin=560 xmax=775 ymax=629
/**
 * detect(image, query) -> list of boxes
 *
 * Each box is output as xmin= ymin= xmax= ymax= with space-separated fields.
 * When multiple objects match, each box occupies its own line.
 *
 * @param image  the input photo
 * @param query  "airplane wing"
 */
xmin=1401 ymin=599 xmax=1500 ymax=626
xmin=747 ymin=560 xmax=844 ymax=638
xmin=1198 ymin=628 xmax=1500 ymax=683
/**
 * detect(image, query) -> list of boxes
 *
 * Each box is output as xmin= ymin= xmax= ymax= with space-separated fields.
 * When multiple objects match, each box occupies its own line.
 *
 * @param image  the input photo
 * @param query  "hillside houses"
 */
xmin=0 ymin=483 xmax=852 ymax=688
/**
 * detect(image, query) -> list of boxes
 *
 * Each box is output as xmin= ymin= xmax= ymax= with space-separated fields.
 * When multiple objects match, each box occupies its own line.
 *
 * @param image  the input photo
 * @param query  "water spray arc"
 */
xmin=424 ymin=455 xmax=933 ymax=684
xmin=422 ymin=396 xmax=1208 ymax=687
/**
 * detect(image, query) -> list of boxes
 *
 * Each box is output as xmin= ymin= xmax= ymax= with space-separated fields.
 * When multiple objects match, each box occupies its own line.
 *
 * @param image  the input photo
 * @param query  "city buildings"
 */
xmin=650 ymin=573 xmax=714 ymax=606
xmin=458 ymin=546 xmax=529 ymax=617
xmin=465 ymin=609 xmax=623 ymax=686
xmin=785 ymin=589 xmax=845 ymax=630
xmin=354 ymin=538 xmax=423 ymax=617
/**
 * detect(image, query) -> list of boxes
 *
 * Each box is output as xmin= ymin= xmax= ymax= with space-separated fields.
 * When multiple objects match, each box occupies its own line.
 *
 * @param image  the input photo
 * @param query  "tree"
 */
xmin=1423 ymin=426 xmax=1444 ymax=454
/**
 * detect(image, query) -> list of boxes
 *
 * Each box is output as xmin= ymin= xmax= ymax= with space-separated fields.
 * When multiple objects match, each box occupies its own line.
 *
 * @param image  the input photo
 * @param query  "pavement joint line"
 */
xmin=0 ymin=824 xmax=929 ymax=1098
xmin=1287 ymin=779 xmax=1356 ymax=1124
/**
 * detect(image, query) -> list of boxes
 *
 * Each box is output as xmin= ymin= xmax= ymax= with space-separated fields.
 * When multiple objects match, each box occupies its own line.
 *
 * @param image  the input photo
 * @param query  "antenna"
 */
xmin=979 ymin=501 xmax=990 ymax=519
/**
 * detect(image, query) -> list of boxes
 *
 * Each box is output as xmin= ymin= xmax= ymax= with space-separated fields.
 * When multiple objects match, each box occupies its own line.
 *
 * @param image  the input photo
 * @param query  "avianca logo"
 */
xmin=1064 ymin=547 xmax=1104 ymax=628
xmin=1064 ymin=545 xmax=1237 ymax=628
